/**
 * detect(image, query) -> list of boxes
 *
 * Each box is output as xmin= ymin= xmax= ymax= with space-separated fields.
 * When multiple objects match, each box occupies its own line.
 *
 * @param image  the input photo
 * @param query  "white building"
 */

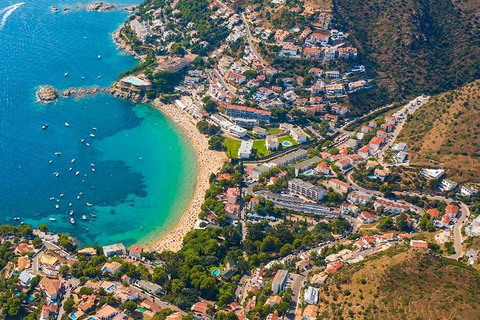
xmin=238 ymin=140 xmax=254 ymax=159
xmin=290 ymin=127 xmax=309 ymax=143
xmin=461 ymin=185 xmax=478 ymax=197
xmin=304 ymin=286 xmax=319 ymax=304
xmin=265 ymin=135 xmax=279 ymax=150
xmin=440 ymin=179 xmax=457 ymax=192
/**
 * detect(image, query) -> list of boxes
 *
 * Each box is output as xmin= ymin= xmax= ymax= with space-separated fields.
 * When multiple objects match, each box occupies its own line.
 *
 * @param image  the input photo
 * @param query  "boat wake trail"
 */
xmin=0 ymin=2 xmax=24 ymax=30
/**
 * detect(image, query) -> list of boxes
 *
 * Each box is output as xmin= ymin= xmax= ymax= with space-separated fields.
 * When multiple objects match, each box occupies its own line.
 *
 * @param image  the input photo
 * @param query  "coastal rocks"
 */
xmin=109 ymin=84 xmax=149 ymax=103
xmin=36 ymin=86 xmax=59 ymax=103
xmin=86 ymin=2 xmax=116 ymax=12
xmin=62 ymin=88 xmax=76 ymax=98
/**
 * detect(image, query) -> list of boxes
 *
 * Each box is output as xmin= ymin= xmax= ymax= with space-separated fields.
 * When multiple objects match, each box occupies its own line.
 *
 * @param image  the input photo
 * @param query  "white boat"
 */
xmin=54 ymin=172 xmax=60 ymax=178
xmin=82 ymin=215 xmax=87 ymax=220
xmin=65 ymin=122 xmax=70 ymax=127
xmin=13 ymin=217 xmax=20 ymax=221
xmin=69 ymin=203 xmax=72 ymax=207
xmin=49 ymin=197 xmax=55 ymax=200
xmin=92 ymin=127 xmax=97 ymax=131
xmin=89 ymin=133 xmax=95 ymax=138
xmin=55 ymin=204 xmax=59 ymax=209
xmin=90 ymin=163 xmax=95 ymax=167
xmin=42 ymin=124 xmax=48 ymax=130
xmin=91 ymin=168 xmax=95 ymax=172
xmin=69 ymin=167 xmax=73 ymax=171
xmin=69 ymin=210 xmax=74 ymax=215
xmin=75 ymin=171 xmax=80 ymax=176
xmin=71 ymin=159 xmax=75 ymax=163
xmin=70 ymin=218 xmax=75 ymax=225
xmin=49 ymin=160 xmax=53 ymax=164
xmin=64 ymin=72 xmax=68 ymax=77
xmin=81 ymin=139 xmax=85 ymax=143
xmin=49 ymin=218 xmax=56 ymax=221
xmin=90 ymin=213 xmax=96 ymax=217
xmin=98 ymin=55 xmax=101 ymax=59
xmin=86 ymin=143 xmax=90 ymax=147
xmin=76 ymin=195 xmax=80 ymax=200
xmin=60 ymin=194 xmax=64 ymax=198
xmin=54 ymin=152 xmax=61 ymax=156
xmin=86 ymin=202 xmax=92 ymax=207
xmin=79 ymin=191 xmax=83 ymax=195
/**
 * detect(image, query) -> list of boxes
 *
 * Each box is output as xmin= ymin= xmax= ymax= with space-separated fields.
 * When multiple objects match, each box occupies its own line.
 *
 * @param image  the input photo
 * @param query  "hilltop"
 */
xmin=396 ymin=80 xmax=480 ymax=182
xmin=333 ymin=0 xmax=480 ymax=104
xmin=316 ymin=246 xmax=480 ymax=319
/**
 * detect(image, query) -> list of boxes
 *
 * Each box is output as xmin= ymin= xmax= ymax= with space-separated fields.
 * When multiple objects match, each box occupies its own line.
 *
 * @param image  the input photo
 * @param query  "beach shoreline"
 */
xmin=144 ymin=99 xmax=226 ymax=252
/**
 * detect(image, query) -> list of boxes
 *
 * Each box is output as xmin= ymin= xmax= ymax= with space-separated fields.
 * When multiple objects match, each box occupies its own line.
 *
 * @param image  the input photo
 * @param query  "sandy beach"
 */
xmin=147 ymin=99 xmax=227 ymax=252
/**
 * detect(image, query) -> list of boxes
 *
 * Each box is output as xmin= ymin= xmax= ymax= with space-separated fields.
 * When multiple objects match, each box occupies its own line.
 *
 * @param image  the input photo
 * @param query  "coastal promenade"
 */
xmin=148 ymin=100 xmax=227 ymax=252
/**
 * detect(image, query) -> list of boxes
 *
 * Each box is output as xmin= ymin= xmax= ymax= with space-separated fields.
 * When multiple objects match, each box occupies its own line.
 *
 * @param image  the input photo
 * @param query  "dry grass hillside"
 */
xmin=316 ymin=246 xmax=480 ymax=319
xmin=333 ymin=0 xmax=480 ymax=102
xmin=396 ymin=80 xmax=480 ymax=182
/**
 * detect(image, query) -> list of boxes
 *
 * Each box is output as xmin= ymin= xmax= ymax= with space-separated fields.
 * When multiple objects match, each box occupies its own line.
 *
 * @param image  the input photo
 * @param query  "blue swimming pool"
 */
xmin=70 ymin=314 xmax=77 ymax=320
xmin=212 ymin=269 xmax=220 ymax=276
xmin=304 ymin=169 xmax=314 ymax=176
xmin=283 ymin=141 xmax=292 ymax=147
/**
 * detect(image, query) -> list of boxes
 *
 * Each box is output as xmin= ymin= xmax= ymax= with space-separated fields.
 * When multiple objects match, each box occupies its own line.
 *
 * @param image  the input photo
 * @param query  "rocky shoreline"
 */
xmin=36 ymin=86 xmax=105 ymax=103
xmin=86 ymin=2 xmax=116 ymax=12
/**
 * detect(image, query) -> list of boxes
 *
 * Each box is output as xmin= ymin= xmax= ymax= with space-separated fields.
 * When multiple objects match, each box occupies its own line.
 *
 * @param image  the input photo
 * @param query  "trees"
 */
xmin=63 ymin=298 xmax=74 ymax=312
xmin=123 ymin=300 xmax=137 ymax=313
xmin=38 ymin=224 xmax=48 ymax=232
xmin=208 ymin=136 xmax=225 ymax=150
xmin=377 ymin=217 xmax=394 ymax=231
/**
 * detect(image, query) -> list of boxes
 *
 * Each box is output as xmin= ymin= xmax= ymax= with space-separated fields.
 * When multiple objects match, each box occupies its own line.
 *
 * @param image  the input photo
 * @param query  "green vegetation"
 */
xmin=223 ymin=137 xmax=241 ymax=158
xmin=335 ymin=0 xmax=480 ymax=108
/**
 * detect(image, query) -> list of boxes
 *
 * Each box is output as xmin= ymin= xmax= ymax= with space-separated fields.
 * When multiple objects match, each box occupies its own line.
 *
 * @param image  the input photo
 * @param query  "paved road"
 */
xmin=241 ymin=13 xmax=269 ymax=66
xmin=286 ymin=273 xmax=306 ymax=320
xmin=130 ymin=284 xmax=184 ymax=313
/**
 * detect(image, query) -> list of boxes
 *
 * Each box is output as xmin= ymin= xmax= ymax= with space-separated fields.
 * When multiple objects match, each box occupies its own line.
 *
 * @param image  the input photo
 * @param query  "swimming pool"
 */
xmin=304 ymin=169 xmax=314 ymax=176
xmin=212 ymin=269 xmax=220 ymax=276
xmin=137 ymin=307 xmax=147 ymax=313
xmin=122 ymin=76 xmax=149 ymax=87
xmin=105 ymin=284 xmax=116 ymax=293
xmin=283 ymin=141 xmax=292 ymax=147
xmin=70 ymin=314 xmax=77 ymax=320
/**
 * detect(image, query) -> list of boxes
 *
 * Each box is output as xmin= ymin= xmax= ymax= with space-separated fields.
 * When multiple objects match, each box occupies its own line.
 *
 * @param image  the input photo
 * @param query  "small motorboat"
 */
xmin=49 ymin=218 xmax=56 ymax=221
xmin=55 ymin=204 xmax=59 ymax=209
xmin=90 ymin=163 xmax=95 ymax=167
xmin=54 ymin=172 xmax=60 ymax=178
xmin=89 ymin=133 xmax=95 ymax=138
xmin=60 ymin=194 xmax=64 ymax=198
xmin=49 ymin=160 xmax=53 ymax=164
xmin=81 ymin=139 xmax=85 ymax=143
xmin=86 ymin=202 xmax=92 ymax=207
xmin=69 ymin=167 xmax=73 ymax=171
xmin=13 ymin=217 xmax=20 ymax=221
xmin=98 ymin=55 xmax=101 ymax=59
xmin=49 ymin=197 xmax=55 ymax=201
xmin=92 ymin=168 xmax=96 ymax=172
xmin=51 ymin=6 xmax=58 ymax=12
xmin=75 ymin=171 xmax=80 ymax=176
xmin=54 ymin=152 xmax=61 ymax=156
xmin=63 ymin=7 xmax=70 ymax=13
xmin=71 ymin=159 xmax=75 ymax=163
xmin=69 ymin=203 xmax=72 ymax=207
xmin=82 ymin=215 xmax=87 ymax=220
xmin=65 ymin=122 xmax=70 ymax=127
xmin=92 ymin=127 xmax=97 ymax=131
xmin=69 ymin=210 xmax=74 ymax=216
xmin=86 ymin=143 xmax=90 ymax=147
xmin=42 ymin=124 xmax=48 ymax=130
xmin=90 ymin=213 xmax=96 ymax=217
xmin=70 ymin=218 xmax=75 ymax=225
xmin=76 ymin=195 xmax=80 ymax=200
xmin=64 ymin=72 xmax=68 ymax=77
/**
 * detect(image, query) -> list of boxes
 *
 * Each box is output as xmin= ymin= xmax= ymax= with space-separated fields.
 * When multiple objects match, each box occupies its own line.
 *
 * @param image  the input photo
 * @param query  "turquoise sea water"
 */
xmin=0 ymin=0 xmax=198 ymax=246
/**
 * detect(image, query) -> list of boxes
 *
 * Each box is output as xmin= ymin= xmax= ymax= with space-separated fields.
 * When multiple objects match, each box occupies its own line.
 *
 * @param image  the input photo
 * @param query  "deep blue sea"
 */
xmin=0 ymin=0 xmax=198 ymax=246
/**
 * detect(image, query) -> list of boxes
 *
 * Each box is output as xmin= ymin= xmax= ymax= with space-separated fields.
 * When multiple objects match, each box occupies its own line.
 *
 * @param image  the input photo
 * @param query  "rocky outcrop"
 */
xmin=86 ymin=2 xmax=115 ymax=12
xmin=36 ymin=86 xmax=59 ymax=103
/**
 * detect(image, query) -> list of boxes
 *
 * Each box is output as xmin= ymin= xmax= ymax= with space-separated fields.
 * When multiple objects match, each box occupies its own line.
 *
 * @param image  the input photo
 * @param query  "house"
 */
xmin=129 ymin=245 xmax=143 ymax=260
xmin=265 ymin=135 xmax=279 ymax=150
xmin=238 ymin=140 xmax=253 ymax=159
xmin=79 ymin=295 xmax=97 ymax=313
xmin=361 ymin=125 xmax=373 ymax=134
xmin=376 ymin=130 xmax=388 ymax=139
xmin=337 ymin=46 xmax=357 ymax=59
xmin=325 ymin=84 xmax=345 ymax=96
xmin=250 ymin=164 xmax=271 ymax=179
xmin=288 ymin=178 xmax=325 ymax=201
xmin=103 ymin=243 xmax=126 ymax=257
xmin=302 ymin=305 xmax=319 ymax=320
xmin=440 ymin=179 xmax=458 ymax=192
xmin=192 ymin=300 xmax=214 ymax=317
xmin=265 ymin=295 xmax=282 ymax=307
xmin=138 ymin=280 xmax=162 ymax=295
xmin=316 ymin=162 xmax=331 ymax=175
xmin=325 ymin=70 xmax=341 ymax=79
xmin=374 ymin=168 xmax=390 ymax=182
xmin=226 ymin=187 xmax=240 ymax=204
xmin=271 ymin=269 xmax=289 ymax=294
xmin=309 ymin=31 xmax=330 ymax=44
xmin=328 ymin=178 xmax=350 ymax=193
xmin=396 ymin=151 xmax=408 ymax=163
xmin=310 ymin=272 xmax=328 ymax=285
xmin=309 ymin=67 xmax=324 ymax=76
xmin=253 ymin=126 xmax=267 ymax=137
xmin=368 ymin=120 xmax=377 ymax=128
xmin=303 ymin=47 xmax=323 ymax=59
xmin=369 ymin=137 xmax=385 ymax=151
xmin=40 ymin=305 xmax=58 ymax=320
xmin=15 ymin=243 xmax=34 ymax=255
xmin=359 ymin=211 xmax=376 ymax=224
xmin=385 ymin=116 xmax=396 ymax=125
xmin=326 ymin=261 xmax=343 ymax=274
xmin=225 ymin=70 xmax=246 ymax=84
xmin=17 ymin=256 xmax=30 ymax=271
xmin=96 ymin=305 xmax=119 ymax=320
xmin=347 ymin=192 xmax=371 ymax=205
xmin=331 ymin=103 xmax=349 ymax=115
xmin=445 ymin=204 xmax=459 ymax=218
xmin=115 ymin=286 xmax=139 ymax=303
xmin=304 ymin=286 xmax=319 ymax=304
xmin=461 ymin=185 xmax=478 ymax=197
xmin=410 ymin=240 xmax=428 ymax=249
xmin=226 ymin=105 xmax=271 ymax=122
xmin=358 ymin=145 xmax=373 ymax=158
xmin=39 ymin=277 xmax=63 ymax=301
xmin=335 ymin=158 xmax=352 ymax=171
xmin=374 ymin=199 xmax=410 ymax=214
xmin=295 ymin=259 xmax=313 ymax=272
xmin=428 ymin=208 xmax=440 ymax=218
xmin=442 ymin=214 xmax=452 ymax=226
xmin=19 ymin=270 xmax=34 ymax=286
xmin=420 ymin=168 xmax=445 ymax=180
xmin=102 ymin=261 xmax=122 ymax=275
xmin=290 ymin=127 xmax=309 ymax=143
